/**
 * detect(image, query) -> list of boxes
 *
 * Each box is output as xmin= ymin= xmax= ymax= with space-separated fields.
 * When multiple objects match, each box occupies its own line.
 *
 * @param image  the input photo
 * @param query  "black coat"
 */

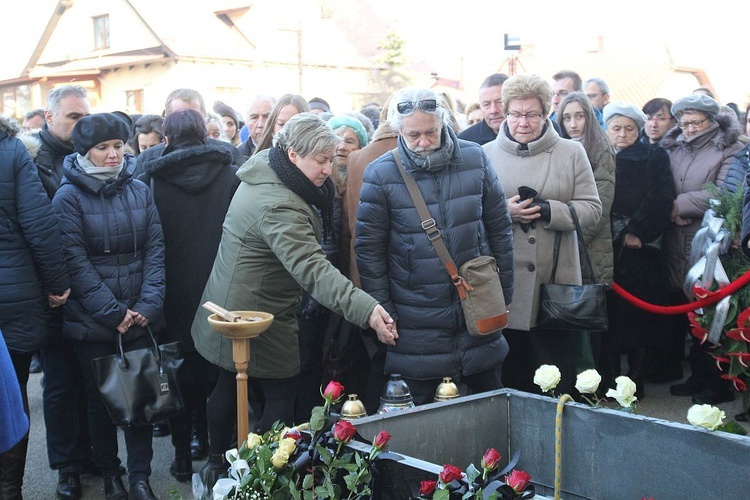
xmin=139 ymin=142 xmax=240 ymax=350
xmin=53 ymin=154 xmax=165 ymax=343
xmin=457 ymin=120 xmax=496 ymax=145
xmin=32 ymin=126 xmax=75 ymax=199
xmin=609 ymin=141 xmax=674 ymax=345
xmin=0 ymin=118 xmax=69 ymax=352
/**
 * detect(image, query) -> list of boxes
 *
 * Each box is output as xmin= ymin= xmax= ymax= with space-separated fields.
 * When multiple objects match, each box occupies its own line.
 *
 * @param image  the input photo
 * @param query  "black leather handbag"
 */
xmin=91 ymin=326 xmax=185 ymax=426
xmin=537 ymin=204 xmax=608 ymax=332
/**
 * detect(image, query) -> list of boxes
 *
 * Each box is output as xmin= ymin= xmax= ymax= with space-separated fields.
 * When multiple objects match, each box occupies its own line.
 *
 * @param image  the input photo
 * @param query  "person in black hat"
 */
xmin=52 ymin=113 xmax=166 ymax=500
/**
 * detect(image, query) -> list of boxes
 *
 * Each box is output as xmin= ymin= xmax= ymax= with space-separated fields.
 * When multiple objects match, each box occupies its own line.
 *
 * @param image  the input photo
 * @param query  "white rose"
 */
xmin=575 ymin=369 xmax=601 ymax=395
xmin=534 ymin=364 xmax=561 ymax=393
xmin=605 ymin=376 xmax=638 ymax=407
xmin=687 ymin=404 xmax=725 ymax=431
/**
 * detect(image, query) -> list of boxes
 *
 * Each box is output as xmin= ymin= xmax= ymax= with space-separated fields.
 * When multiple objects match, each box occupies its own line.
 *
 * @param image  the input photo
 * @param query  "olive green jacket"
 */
xmin=191 ymin=150 xmax=378 ymax=377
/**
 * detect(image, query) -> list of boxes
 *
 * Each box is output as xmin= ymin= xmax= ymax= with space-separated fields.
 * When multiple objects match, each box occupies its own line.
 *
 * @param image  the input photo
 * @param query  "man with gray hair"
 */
xmin=585 ymin=77 xmax=611 ymax=112
xmin=458 ymin=72 xmax=509 ymax=145
xmin=30 ymin=84 xmax=91 ymax=500
xmin=356 ymin=88 xmax=514 ymax=404
xmin=238 ymin=95 xmax=276 ymax=158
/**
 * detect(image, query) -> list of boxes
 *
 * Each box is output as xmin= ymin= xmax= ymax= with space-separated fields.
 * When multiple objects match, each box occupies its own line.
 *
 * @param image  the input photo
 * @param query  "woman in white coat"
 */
xmin=483 ymin=73 xmax=602 ymax=395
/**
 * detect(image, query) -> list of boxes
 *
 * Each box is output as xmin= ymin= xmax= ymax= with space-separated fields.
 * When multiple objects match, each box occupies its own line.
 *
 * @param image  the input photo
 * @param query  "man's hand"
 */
xmin=507 ymin=195 xmax=542 ymax=224
xmin=369 ymin=305 xmax=398 ymax=346
xmin=48 ymin=288 xmax=70 ymax=308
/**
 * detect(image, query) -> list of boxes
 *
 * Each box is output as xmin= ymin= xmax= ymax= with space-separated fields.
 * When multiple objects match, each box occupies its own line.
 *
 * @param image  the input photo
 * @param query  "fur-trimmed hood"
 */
xmin=0 ymin=116 xmax=41 ymax=158
xmin=0 ymin=116 xmax=20 ymax=138
xmin=660 ymin=108 xmax=742 ymax=150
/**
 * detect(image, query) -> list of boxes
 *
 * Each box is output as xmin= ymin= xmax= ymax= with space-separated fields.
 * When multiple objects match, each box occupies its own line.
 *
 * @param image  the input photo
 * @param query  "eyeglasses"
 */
xmin=396 ymin=99 xmax=438 ymax=115
xmin=678 ymin=118 xmax=709 ymax=129
xmin=507 ymin=111 xmax=544 ymax=122
xmin=552 ymin=90 xmax=570 ymax=98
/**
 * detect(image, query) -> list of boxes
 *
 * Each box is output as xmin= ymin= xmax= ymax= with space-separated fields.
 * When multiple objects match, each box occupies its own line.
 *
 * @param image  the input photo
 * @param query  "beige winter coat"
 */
xmin=483 ymin=121 xmax=602 ymax=331
xmin=660 ymin=111 xmax=744 ymax=291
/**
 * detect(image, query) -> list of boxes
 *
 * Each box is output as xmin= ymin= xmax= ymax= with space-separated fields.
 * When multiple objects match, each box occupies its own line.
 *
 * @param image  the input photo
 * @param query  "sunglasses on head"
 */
xmin=396 ymin=99 xmax=438 ymax=115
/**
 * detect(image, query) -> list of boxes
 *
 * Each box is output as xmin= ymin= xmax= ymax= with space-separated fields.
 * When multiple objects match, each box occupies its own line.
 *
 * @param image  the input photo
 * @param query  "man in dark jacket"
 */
xmin=0 ymin=115 xmax=70 ymax=499
xmin=31 ymin=84 xmax=91 ymax=500
xmin=458 ymin=73 xmax=508 ymax=145
xmin=356 ymin=88 xmax=514 ymax=405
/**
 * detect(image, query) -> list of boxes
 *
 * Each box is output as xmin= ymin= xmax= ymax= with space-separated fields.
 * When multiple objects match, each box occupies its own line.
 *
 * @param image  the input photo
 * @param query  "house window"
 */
xmin=125 ymin=90 xmax=143 ymax=114
xmin=93 ymin=15 xmax=110 ymax=50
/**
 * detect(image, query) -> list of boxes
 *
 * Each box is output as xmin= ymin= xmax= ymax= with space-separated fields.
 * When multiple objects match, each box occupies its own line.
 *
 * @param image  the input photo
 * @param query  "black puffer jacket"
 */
xmin=356 ymin=127 xmax=513 ymax=379
xmin=139 ymin=142 xmax=239 ymax=350
xmin=722 ymin=142 xmax=750 ymax=197
xmin=0 ymin=117 xmax=69 ymax=352
xmin=53 ymin=153 xmax=165 ymax=343
xmin=32 ymin=126 xmax=75 ymax=199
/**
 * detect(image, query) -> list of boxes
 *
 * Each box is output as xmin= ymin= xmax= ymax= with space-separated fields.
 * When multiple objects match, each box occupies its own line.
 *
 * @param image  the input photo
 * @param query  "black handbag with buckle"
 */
xmin=537 ymin=204 xmax=608 ymax=332
xmin=91 ymin=326 xmax=185 ymax=426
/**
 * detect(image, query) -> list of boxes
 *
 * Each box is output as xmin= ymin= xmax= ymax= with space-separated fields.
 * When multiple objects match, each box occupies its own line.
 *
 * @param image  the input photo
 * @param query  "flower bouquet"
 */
xmin=413 ymin=449 xmax=534 ymax=499
xmin=212 ymin=381 xmax=396 ymax=499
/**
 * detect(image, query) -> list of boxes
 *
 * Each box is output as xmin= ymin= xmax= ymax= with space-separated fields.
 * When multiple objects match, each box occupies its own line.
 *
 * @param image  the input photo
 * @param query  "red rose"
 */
xmin=505 ymin=469 xmax=531 ymax=493
xmin=480 ymin=448 xmax=501 ymax=472
xmin=323 ymin=380 xmax=345 ymax=402
xmin=419 ymin=480 xmax=437 ymax=495
xmin=333 ymin=420 xmax=357 ymax=444
xmin=373 ymin=430 xmax=391 ymax=450
xmin=284 ymin=428 xmax=302 ymax=441
xmin=439 ymin=464 xmax=462 ymax=484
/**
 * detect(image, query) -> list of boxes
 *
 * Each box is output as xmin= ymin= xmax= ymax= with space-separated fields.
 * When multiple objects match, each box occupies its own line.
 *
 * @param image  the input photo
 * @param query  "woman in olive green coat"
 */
xmin=191 ymin=113 xmax=395 ymax=480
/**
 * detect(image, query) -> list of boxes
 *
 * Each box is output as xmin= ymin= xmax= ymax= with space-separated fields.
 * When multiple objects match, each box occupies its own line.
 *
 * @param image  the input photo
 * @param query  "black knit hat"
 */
xmin=72 ymin=113 xmax=130 ymax=155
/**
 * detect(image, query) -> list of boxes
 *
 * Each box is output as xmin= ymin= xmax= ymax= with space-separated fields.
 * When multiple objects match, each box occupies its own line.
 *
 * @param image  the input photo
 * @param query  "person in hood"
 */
xmin=52 ymin=113 xmax=165 ymax=500
xmin=138 ymin=108 xmax=240 ymax=483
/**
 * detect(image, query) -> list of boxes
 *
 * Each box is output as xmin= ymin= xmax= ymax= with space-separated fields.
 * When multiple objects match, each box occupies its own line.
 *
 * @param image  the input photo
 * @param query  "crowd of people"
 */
xmin=2 ymin=68 xmax=750 ymax=499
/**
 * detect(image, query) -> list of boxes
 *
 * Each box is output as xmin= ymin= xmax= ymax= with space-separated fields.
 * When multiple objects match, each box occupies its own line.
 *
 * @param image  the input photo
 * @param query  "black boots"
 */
xmin=0 ymin=436 xmax=28 ymax=500
xmin=170 ymin=454 xmax=193 ymax=483
xmin=56 ymin=471 xmax=82 ymax=499
xmin=627 ymin=348 xmax=649 ymax=400
xmin=103 ymin=475 xmax=127 ymax=500
xmin=129 ymin=480 xmax=157 ymax=500
xmin=190 ymin=417 xmax=209 ymax=461
xmin=199 ymin=453 xmax=228 ymax=494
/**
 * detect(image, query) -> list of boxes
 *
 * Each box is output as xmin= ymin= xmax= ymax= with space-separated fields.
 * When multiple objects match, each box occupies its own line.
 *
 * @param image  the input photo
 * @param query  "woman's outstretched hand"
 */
xmin=369 ymin=304 xmax=398 ymax=346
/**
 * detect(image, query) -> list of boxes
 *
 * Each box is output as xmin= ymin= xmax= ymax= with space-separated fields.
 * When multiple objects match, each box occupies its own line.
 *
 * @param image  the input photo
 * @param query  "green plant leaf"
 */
xmin=465 ymin=463 xmax=480 ymax=484
xmin=718 ymin=420 xmax=748 ymax=435
xmin=302 ymin=473 xmax=314 ymax=490
xmin=434 ymin=489 xmax=451 ymax=500
xmin=310 ymin=406 xmax=326 ymax=433
xmin=317 ymin=444 xmax=333 ymax=466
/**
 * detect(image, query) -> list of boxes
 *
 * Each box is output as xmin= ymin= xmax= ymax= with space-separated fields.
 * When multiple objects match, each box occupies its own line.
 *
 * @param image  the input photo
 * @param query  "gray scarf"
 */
xmin=399 ymin=125 xmax=455 ymax=173
xmin=78 ymin=153 xmax=124 ymax=181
